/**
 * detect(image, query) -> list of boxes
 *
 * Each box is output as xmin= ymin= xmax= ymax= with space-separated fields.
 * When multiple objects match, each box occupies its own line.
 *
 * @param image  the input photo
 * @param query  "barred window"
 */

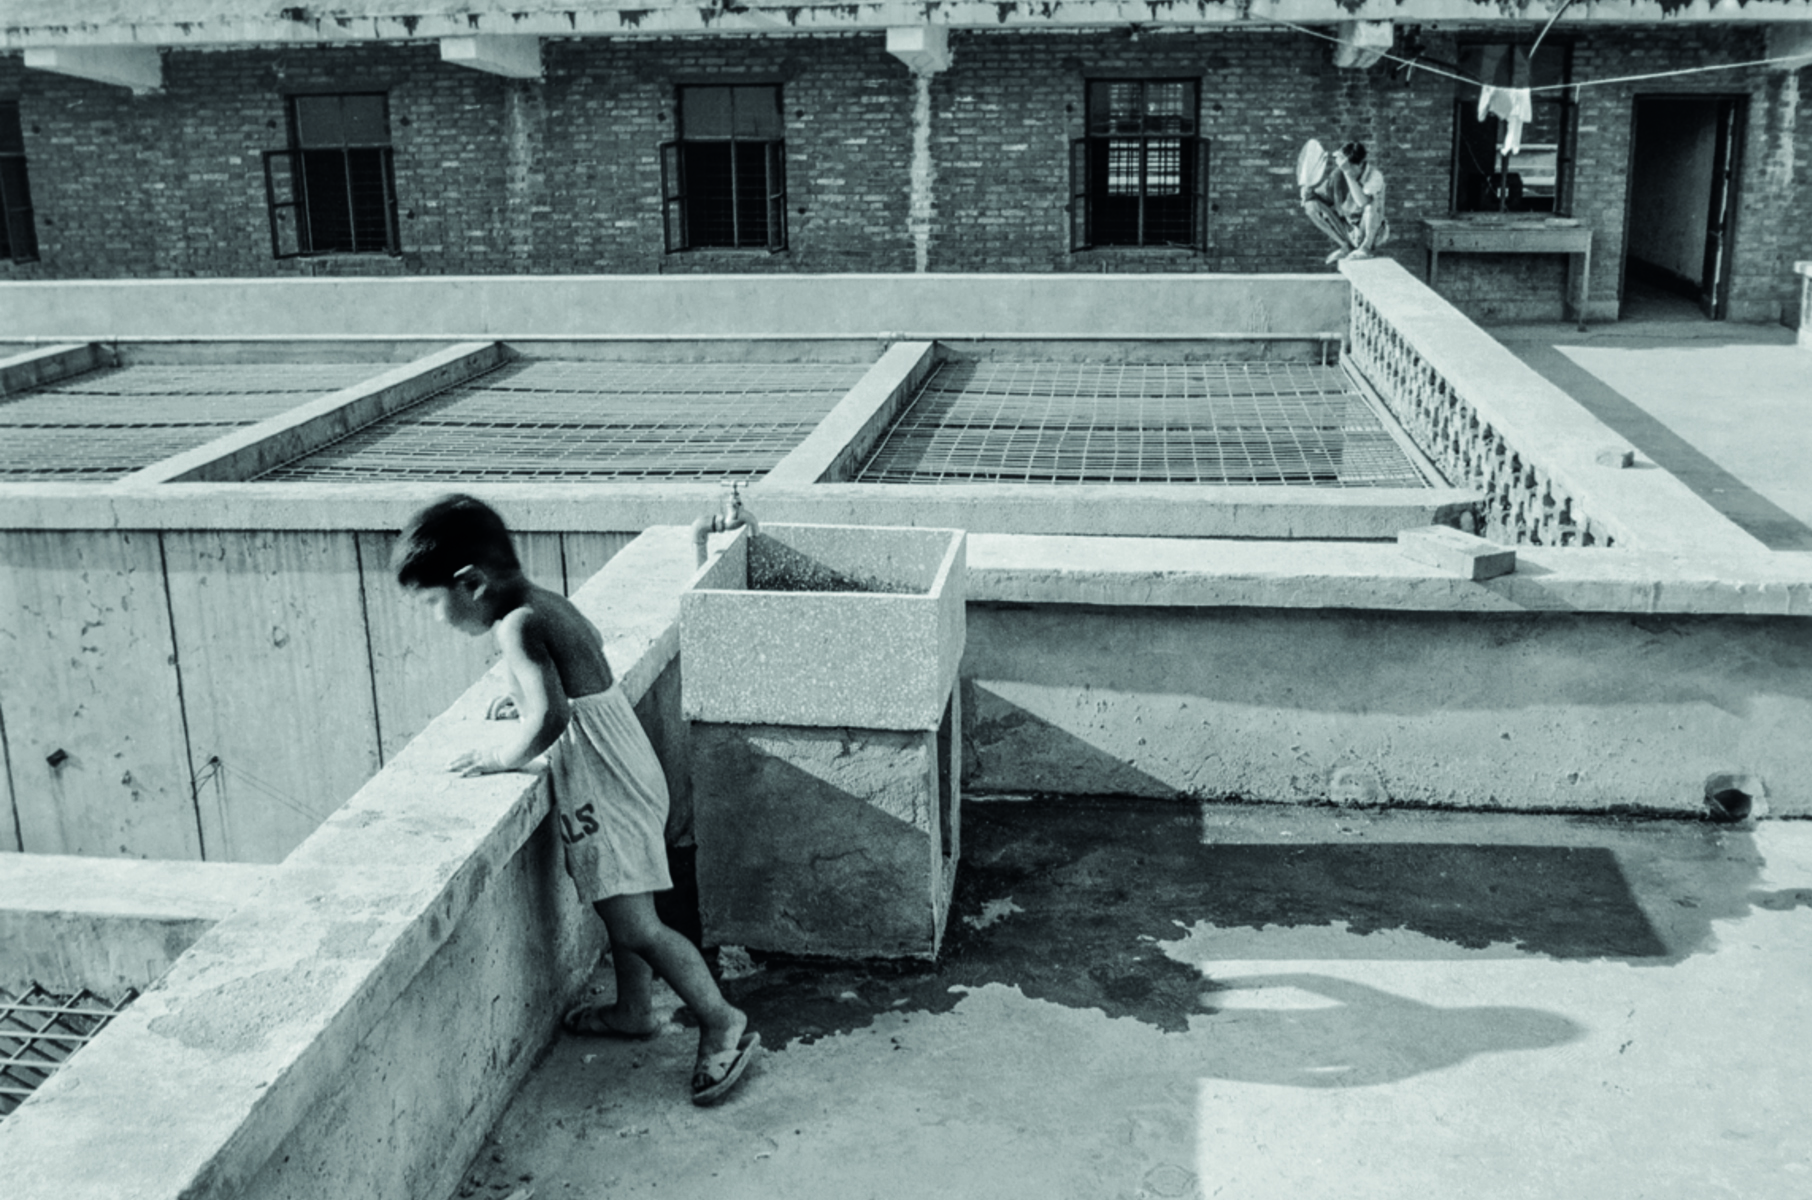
xmin=661 ymin=85 xmax=787 ymax=253
xmin=1071 ymin=80 xmax=1209 ymax=251
xmin=0 ymin=101 xmax=38 ymax=263
xmin=263 ymin=93 xmax=399 ymax=258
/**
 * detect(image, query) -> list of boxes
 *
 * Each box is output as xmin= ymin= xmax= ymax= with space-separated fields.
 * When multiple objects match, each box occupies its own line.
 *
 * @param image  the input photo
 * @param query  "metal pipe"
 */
xmin=692 ymin=479 xmax=759 ymax=568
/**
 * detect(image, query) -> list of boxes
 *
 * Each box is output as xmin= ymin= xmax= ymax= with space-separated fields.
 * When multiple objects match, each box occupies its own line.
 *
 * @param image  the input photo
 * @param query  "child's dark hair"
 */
xmin=393 ymin=494 xmax=521 ymax=589
xmin=1340 ymin=141 xmax=1368 ymax=166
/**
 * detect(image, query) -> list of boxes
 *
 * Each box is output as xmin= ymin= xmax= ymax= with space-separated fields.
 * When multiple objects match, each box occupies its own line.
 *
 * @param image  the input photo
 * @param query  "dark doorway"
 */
xmin=1622 ymin=95 xmax=1745 ymax=320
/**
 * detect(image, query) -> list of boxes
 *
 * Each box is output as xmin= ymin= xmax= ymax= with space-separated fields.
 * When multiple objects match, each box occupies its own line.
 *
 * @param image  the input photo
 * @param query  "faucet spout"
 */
xmin=692 ymin=480 xmax=759 ymax=568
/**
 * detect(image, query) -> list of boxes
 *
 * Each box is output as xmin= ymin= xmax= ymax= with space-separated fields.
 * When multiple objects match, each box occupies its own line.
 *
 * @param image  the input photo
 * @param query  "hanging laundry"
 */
xmin=1477 ymin=86 xmax=1535 ymax=154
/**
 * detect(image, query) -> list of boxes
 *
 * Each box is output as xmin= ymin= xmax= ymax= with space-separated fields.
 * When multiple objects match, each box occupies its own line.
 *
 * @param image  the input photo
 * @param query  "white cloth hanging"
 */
xmin=1477 ymin=86 xmax=1535 ymax=155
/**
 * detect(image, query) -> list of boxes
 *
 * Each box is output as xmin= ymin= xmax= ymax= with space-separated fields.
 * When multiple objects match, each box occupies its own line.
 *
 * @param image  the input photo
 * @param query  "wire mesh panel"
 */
xmin=261 ymin=360 xmax=864 ymax=482
xmin=0 ymin=983 xmax=136 ymax=1119
xmin=853 ymin=361 xmax=1430 ymax=487
xmin=0 ymin=364 xmax=382 ymax=480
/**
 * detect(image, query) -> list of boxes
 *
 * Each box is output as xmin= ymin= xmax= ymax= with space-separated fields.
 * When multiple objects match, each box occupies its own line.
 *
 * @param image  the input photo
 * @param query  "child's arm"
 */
xmin=450 ymin=608 xmax=571 ymax=776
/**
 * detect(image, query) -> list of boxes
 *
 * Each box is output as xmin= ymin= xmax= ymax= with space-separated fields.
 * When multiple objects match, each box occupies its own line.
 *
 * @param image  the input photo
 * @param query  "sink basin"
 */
xmin=680 ymin=523 xmax=965 ymax=731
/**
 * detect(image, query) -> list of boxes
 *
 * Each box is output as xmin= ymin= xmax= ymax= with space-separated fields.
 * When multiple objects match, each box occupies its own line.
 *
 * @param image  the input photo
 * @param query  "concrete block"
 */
xmin=680 ymin=523 xmax=965 ymax=731
xmin=1397 ymin=525 xmax=1516 ymax=581
xmin=691 ymin=696 xmax=958 ymax=959
xmin=438 ymin=35 xmax=543 ymax=80
xmin=23 ymin=46 xmax=162 ymax=94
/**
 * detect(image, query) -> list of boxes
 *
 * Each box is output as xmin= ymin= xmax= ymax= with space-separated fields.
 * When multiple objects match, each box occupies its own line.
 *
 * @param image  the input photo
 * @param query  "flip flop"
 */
xmin=561 ymin=1003 xmax=658 ymax=1040
xmin=691 ymin=1032 xmax=761 ymax=1106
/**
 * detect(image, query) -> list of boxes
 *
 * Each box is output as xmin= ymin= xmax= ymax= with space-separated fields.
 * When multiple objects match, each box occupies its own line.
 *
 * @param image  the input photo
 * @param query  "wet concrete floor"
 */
xmin=454 ymin=799 xmax=1812 ymax=1199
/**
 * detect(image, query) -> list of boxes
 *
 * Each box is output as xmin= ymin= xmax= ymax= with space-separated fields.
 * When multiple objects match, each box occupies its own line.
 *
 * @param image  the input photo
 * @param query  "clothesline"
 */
xmin=1258 ymin=16 xmax=1810 ymax=94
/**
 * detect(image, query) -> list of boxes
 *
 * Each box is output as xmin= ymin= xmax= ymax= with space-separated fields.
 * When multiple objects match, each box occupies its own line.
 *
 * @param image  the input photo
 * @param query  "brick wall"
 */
xmin=0 ymin=27 xmax=1804 ymax=325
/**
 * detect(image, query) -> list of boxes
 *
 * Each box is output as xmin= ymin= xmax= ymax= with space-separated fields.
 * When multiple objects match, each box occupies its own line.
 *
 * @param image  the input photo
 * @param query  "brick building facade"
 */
xmin=2 ymin=8 xmax=1809 ymax=324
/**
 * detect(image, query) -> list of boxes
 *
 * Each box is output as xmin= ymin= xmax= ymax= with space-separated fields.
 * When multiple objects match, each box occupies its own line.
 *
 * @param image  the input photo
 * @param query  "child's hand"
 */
xmin=449 ymin=749 xmax=510 ymax=777
xmin=486 ymin=695 xmax=520 ymax=721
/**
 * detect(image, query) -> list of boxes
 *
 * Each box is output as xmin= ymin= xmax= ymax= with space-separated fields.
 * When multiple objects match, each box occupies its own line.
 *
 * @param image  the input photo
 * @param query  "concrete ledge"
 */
xmin=0 ymin=342 xmax=107 ymax=395
xmin=0 ymin=855 xmax=275 ymax=995
xmin=0 ymin=274 xmax=1350 ymax=341
xmin=0 ymin=479 xmax=1479 ymax=540
xmin=762 ymin=340 xmax=939 ymax=485
xmin=0 ymin=526 xmax=698 ymax=1200
xmin=966 ymin=534 xmax=1812 ymax=616
xmin=115 ymin=341 xmax=506 ymax=485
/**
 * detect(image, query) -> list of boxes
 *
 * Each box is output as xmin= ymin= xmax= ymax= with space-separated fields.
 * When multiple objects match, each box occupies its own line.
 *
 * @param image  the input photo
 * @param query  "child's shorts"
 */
xmin=546 ymin=686 xmax=673 ymax=903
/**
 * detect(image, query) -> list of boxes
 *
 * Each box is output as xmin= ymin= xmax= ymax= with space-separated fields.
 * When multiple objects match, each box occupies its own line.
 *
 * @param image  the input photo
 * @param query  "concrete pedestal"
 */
xmin=691 ymin=689 xmax=960 ymax=959
xmin=681 ymin=523 xmax=966 ymax=959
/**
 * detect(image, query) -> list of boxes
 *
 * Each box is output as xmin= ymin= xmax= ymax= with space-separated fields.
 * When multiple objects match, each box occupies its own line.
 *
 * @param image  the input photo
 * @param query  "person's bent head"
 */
xmin=393 ymin=493 xmax=521 ymax=590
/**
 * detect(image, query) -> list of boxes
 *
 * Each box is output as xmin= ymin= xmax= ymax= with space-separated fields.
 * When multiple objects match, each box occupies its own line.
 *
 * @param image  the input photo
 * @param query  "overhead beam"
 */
xmin=439 ymin=35 xmax=544 ymax=80
xmin=22 ymin=45 xmax=163 ymax=94
xmin=886 ymin=26 xmax=952 ymax=76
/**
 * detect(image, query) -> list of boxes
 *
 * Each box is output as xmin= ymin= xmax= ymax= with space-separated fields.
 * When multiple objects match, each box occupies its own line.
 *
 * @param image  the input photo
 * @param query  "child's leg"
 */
xmin=594 ymin=893 xmax=746 ymax=1057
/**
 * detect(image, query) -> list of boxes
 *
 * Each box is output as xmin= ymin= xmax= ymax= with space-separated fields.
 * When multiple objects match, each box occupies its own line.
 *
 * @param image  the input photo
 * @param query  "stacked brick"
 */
xmin=0 ymin=27 xmax=1803 ymax=326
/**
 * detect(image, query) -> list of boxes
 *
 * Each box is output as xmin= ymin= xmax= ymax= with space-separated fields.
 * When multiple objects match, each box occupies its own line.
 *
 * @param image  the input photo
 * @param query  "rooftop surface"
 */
xmin=475 ymin=800 xmax=1812 ymax=1200
xmin=1488 ymin=294 xmax=1812 ymax=553
xmin=451 ymin=309 xmax=1812 ymax=1199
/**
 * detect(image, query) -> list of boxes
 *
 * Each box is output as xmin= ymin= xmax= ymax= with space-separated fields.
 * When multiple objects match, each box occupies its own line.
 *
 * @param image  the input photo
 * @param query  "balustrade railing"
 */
xmin=1346 ymin=273 xmax=1610 ymax=549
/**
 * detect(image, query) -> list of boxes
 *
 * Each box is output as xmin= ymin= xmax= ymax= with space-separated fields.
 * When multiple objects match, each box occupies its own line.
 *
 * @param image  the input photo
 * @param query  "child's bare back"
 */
xmin=501 ymin=582 xmax=615 ymax=702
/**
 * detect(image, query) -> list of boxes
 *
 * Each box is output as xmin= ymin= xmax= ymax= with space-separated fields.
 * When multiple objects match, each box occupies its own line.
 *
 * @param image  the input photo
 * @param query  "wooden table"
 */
xmin=1423 ymin=218 xmax=1593 ymax=330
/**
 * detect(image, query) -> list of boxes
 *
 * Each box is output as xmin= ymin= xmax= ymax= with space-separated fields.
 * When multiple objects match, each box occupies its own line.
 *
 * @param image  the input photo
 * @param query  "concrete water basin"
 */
xmin=681 ymin=523 xmax=967 ymax=959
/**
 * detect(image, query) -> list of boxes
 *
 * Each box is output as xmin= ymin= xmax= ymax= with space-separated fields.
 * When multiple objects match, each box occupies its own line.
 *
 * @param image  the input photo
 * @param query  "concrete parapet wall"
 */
xmin=0 ymin=274 xmax=1350 ymax=342
xmin=962 ymin=602 xmax=1812 ymax=818
xmin=964 ymin=534 xmax=1812 ymax=616
xmin=1343 ymin=258 xmax=1767 ymax=555
xmin=0 ymin=525 xmax=698 ymax=1200
xmin=0 ymin=519 xmax=634 ymax=862
xmin=0 ymin=479 xmax=1476 ymax=540
xmin=0 ymin=855 xmax=275 ymax=995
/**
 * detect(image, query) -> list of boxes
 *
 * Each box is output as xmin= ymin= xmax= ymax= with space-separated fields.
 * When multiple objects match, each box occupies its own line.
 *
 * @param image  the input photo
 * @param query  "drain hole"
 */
xmin=1704 ymin=773 xmax=1765 ymax=822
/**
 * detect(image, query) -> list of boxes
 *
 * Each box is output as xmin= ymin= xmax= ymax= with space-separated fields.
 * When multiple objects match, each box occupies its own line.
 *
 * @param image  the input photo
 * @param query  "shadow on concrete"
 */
xmin=1187 ymin=841 xmax=1668 ymax=957
xmin=1188 ymin=972 xmax=1583 ymax=1088
xmin=712 ymin=798 xmax=1761 ymax=1055
xmin=1498 ymin=340 xmax=1812 ymax=550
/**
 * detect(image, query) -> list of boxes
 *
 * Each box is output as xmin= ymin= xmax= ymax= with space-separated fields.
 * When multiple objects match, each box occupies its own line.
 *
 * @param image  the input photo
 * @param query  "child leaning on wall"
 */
xmin=393 ymin=494 xmax=759 ymax=1107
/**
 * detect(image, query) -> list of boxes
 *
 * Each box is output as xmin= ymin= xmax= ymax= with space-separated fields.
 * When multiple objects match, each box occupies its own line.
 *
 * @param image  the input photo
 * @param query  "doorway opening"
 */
xmin=1621 ymin=95 xmax=1745 ymax=321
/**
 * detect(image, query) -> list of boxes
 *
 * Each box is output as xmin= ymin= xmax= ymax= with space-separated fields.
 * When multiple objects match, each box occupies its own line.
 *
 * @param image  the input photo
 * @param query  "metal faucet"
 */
xmin=692 ymin=479 xmax=759 ymax=568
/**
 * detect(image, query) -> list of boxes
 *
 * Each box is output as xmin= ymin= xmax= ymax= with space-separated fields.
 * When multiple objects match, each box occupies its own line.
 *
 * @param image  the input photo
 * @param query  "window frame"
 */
xmin=1069 ymin=79 xmax=1210 ymax=252
xmin=1449 ymin=41 xmax=1576 ymax=217
xmin=659 ymin=84 xmax=788 ymax=254
xmin=0 ymin=100 xmax=39 ymax=264
xmin=264 ymin=92 xmax=400 ymax=260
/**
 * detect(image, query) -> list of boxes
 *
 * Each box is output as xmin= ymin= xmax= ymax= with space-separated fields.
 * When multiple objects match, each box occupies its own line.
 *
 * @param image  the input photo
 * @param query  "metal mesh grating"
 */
xmin=853 ymin=361 xmax=1431 ymax=487
xmin=259 ymin=360 xmax=865 ymax=482
xmin=0 ymin=983 xmax=136 ymax=1119
xmin=0 ymin=364 xmax=384 ymax=480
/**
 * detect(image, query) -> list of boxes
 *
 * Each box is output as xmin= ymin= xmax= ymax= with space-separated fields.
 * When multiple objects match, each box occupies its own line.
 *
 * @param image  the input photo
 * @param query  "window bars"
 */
xmin=661 ymin=85 xmax=787 ymax=252
xmin=0 ymin=100 xmax=38 ymax=262
xmin=264 ymin=93 xmax=400 ymax=258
